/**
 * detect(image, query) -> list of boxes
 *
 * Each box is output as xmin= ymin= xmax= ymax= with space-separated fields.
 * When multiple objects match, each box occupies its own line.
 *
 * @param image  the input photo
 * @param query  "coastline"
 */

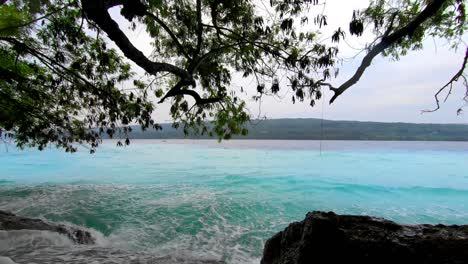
xmin=2 ymin=210 xmax=468 ymax=264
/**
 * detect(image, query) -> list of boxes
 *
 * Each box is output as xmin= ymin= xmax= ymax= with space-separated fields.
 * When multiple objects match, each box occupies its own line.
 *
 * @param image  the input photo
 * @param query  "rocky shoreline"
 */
xmin=262 ymin=211 xmax=468 ymax=264
xmin=0 ymin=210 xmax=94 ymax=245
xmin=2 ymin=210 xmax=468 ymax=263
xmin=0 ymin=210 xmax=227 ymax=264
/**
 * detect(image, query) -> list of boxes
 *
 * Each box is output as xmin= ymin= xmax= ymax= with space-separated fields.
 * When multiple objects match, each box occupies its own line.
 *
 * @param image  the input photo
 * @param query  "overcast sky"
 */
xmin=108 ymin=0 xmax=468 ymax=124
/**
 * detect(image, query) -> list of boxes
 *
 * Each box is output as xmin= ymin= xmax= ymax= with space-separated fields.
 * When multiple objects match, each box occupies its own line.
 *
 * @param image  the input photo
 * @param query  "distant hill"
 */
xmin=127 ymin=118 xmax=468 ymax=141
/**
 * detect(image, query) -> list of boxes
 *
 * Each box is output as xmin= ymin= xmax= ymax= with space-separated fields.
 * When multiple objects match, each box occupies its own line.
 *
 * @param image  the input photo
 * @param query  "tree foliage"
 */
xmin=0 ymin=0 xmax=466 ymax=152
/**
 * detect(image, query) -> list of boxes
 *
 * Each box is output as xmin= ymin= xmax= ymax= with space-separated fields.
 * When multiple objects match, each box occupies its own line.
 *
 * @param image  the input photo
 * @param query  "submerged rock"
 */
xmin=262 ymin=211 xmax=468 ymax=264
xmin=0 ymin=210 xmax=94 ymax=244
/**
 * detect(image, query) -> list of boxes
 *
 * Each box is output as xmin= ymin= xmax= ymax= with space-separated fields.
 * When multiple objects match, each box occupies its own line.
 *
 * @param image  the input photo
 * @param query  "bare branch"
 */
xmin=423 ymin=47 xmax=468 ymax=113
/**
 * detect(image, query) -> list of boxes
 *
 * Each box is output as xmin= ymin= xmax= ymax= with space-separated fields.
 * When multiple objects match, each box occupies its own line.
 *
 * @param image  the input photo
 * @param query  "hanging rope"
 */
xmin=320 ymin=89 xmax=325 ymax=156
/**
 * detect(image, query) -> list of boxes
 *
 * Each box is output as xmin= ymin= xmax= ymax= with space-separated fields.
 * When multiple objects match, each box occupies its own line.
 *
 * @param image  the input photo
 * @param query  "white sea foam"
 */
xmin=0 ymin=230 xmax=74 ymax=252
xmin=0 ymin=221 xmax=236 ymax=264
xmin=0 ymin=257 xmax=17 ymax=264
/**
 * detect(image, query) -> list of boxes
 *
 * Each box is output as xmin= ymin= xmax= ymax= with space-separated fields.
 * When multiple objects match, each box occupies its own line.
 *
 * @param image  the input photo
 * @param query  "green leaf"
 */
xmin=155 ymin=89 xmax=164 ymax=98
xmin=0 ymin=4 xmax=30 ymax=37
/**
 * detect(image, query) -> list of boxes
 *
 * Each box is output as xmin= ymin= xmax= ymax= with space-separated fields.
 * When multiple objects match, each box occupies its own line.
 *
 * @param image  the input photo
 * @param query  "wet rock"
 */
xmin=0 ymin=210 xmax=94 ymax=244
xmin=262 ymin=211 xmax=468 ymax=264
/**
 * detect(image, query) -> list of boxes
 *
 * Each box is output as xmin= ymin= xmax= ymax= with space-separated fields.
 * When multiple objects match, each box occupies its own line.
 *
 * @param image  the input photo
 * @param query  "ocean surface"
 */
xmin=1 ymin=140 xmax=468 ymax=263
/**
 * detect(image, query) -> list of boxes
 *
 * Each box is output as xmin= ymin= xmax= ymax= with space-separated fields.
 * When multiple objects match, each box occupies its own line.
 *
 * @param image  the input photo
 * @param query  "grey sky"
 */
xmin=108 ymin=0 xmax=468 ymax=124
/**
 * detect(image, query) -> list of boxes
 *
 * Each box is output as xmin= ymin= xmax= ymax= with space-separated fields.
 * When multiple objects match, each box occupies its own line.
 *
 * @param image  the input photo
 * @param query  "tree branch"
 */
xmin=423 ymin=46 xmax=468 ymax=113
xmin=81 ymin=0 xmax=194 ymax=85
xmin=158 ymin=81 xmax=185 ymax=103
xmin=209 ymin=1 xmax=223 ymax=43
xmin=174 ymin=89 xmax=223 ymax=105
xmin=329 ymin=0 xmax=448 ymax=104
xmin=189 ymin=42 xmax=242 ymax=73
xmin=195 ymin=0 xmax=203 ymax=57
xmin=145 ymin=12 xmax=191 ymax=60
xmin=158 ymin=81 xmax=222 ymax=105
xmin=383 ymin=12 xmax=399 ymax=37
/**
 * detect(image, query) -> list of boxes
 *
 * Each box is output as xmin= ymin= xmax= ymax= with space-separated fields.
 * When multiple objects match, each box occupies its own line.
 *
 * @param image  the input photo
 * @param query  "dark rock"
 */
xmin=0 ymin=210 xmax=95 ymax=244
xmin=261 ymin=211 xmax=468 ymax=264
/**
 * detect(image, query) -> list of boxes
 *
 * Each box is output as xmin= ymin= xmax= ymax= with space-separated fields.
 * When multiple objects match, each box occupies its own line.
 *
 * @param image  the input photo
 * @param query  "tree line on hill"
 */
xmin=126 ymin=119 xmax=468 ymax=141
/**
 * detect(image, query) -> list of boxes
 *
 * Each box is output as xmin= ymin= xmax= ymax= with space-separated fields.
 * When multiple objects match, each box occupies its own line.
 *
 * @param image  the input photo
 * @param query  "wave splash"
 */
xmin=0 ymin=228 xmax=233 ymax=264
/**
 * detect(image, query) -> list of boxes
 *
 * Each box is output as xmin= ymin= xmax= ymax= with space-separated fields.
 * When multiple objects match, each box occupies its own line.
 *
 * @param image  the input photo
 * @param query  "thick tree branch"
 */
xmin=173 ymin=89 xmax=223 ymax=105
xmin=158 ymin=81 xmax=185 ymax=103
xmin=81 ymin=0 xmax=194 ymax=85
xmin=158 ymin=81 xmax=222 ymax=105
xmin=329 ymin=0 xmax=449 ymax=104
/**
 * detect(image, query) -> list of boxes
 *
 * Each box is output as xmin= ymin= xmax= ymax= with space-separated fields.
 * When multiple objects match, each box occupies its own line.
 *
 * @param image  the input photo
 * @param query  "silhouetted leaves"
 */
xmin=332 ymin=27 xmax=345 ymax=43
xmin=350 ymin=11 xmax=364 ymax=36
xmin=271 ymin=79 xmax=280 ymax=94
xmin=257 ymin=84 xmax=265 ymax=94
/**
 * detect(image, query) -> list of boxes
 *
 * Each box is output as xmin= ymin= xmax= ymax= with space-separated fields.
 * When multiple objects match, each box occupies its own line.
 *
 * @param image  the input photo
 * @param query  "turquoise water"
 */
xmin=1 ymin=140 xmax=468 ymax=263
